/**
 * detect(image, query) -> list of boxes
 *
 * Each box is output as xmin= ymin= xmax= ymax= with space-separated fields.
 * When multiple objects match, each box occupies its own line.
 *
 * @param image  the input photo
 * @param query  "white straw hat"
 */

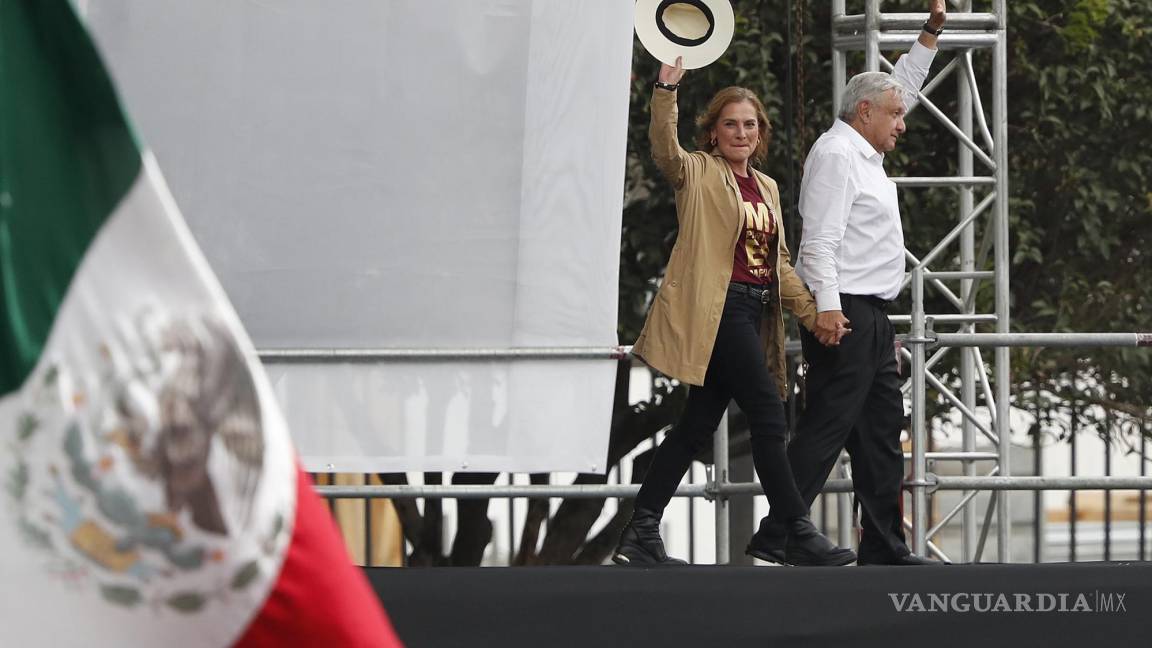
xmin=634 ymin=0 xmax=735 ymax=70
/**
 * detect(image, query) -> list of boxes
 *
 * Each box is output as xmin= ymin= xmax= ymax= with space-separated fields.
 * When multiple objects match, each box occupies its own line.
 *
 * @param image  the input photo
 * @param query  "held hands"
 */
xmin=928 ymin=0 xmax=946 ymax=31
xmin=814 ymin=310 xmax=852 ymax=347
xmin=658 ymin=56 xmax=685 ymax=86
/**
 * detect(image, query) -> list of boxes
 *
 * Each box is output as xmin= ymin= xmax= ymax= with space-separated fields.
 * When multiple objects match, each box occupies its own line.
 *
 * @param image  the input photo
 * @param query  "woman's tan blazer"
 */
xmin=632 ymin=88 xmax=818 ymax=398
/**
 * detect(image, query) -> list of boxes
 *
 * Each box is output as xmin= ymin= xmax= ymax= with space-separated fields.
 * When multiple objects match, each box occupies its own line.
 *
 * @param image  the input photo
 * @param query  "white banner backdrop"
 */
xmin=83 ymin=0 xmax=632 ymax=473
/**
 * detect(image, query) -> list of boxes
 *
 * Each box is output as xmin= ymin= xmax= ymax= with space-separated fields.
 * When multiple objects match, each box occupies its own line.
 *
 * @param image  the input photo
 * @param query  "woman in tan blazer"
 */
xmin=613 ymin=58 xmax=854 ymax=567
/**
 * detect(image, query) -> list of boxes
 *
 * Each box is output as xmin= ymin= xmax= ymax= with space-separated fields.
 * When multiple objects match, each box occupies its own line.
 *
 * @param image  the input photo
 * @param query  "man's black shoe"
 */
xmin=857 ymin=552 xmax=947 ymax=566
xmin=612 ymin=507 xmax=687 ymax=566
xmin=784 ymin=516 xmax=857 ymax=567
xmin=745 ymin=517 xmax=787 ymax=564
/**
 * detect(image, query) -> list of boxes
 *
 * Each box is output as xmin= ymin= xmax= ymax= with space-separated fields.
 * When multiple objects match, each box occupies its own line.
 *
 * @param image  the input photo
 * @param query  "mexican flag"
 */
xmin=0 ymin=1 xmax=402 ymax=645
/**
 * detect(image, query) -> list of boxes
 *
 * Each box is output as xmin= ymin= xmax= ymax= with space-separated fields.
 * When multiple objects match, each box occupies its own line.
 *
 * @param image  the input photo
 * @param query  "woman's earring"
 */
xmin=710 ymin=137 xmax=717 ymax=146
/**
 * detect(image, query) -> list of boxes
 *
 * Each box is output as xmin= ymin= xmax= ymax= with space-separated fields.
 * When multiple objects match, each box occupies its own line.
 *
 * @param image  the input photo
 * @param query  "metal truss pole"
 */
xmin=910 ymin=268 xmax=929 ymax=555
xmin=258 ymin=334 xmax=1152 ymax=364
xmin=317 ymin=475 xmax=1152 ymax=500
xmin=992 ymin=0 xmax=1011 ymax=562
xmin=714 ymin=411 xmax=731 ymax=564
xmin=957 ymin=0 xmax=978 ymax=564
xmin=831 ymin=0 xmax=855 ymax=553
xmin=832 ymin=0 xmax=847 ymax=110
xmin=865 ymin=0 xmax=880 ymax=71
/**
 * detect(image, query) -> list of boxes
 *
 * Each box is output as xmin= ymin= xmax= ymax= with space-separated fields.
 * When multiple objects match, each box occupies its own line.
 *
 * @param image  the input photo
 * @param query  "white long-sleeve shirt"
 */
xmin=795 ymin=41 xmax=937 ymax=312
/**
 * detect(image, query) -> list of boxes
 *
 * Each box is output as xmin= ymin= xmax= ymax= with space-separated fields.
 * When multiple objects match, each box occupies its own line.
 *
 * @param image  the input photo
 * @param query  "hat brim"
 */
xmin=634 ymin=0 xmax=735 ymax=70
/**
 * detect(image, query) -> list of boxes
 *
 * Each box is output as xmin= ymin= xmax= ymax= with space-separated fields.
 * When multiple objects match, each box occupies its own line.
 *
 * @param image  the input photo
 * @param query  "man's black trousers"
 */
xmin=782 ymin=293 xmax=909 ymax=560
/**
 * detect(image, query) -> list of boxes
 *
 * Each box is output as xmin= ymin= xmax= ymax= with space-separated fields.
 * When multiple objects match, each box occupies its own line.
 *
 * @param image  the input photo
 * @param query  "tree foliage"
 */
xmin=999 ymin=0 xmax=1151 ymax=437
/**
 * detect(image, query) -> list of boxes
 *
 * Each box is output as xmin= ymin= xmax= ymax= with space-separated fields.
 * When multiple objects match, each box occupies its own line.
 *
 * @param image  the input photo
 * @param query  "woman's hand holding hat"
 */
xmin=658 ymin=57 xmax=685 ymax=87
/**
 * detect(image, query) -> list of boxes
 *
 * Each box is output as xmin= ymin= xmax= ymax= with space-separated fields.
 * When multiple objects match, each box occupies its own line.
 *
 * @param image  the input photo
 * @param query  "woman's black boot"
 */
xmin=612 ymin=507 xmax=687 ymax=566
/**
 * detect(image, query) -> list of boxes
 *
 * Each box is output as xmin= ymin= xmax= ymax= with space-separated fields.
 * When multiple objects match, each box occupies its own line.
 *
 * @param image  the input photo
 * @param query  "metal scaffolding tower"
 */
xmin=832 ymin=0 xmax=1010 ymax=562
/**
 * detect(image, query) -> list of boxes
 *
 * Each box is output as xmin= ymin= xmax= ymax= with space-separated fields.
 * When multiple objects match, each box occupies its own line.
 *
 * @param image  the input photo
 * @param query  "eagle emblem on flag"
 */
xmin=6 ymin=310 xmax=284 ymax=612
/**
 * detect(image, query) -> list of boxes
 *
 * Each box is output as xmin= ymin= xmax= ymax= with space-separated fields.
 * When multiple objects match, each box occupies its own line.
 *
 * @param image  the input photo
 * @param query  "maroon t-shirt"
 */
xmin=731 ymin=172 xmax=778 ymax=285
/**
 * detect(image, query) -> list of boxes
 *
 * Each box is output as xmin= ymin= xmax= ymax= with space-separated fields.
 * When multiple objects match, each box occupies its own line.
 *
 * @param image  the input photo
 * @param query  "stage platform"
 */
xmin=366 ymin=562 xmax=1150 ymax=647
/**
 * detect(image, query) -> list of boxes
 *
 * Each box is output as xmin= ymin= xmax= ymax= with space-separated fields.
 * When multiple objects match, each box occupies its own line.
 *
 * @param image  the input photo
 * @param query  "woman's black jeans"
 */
xmin=635 ymin=285 xmax=808 ymax=521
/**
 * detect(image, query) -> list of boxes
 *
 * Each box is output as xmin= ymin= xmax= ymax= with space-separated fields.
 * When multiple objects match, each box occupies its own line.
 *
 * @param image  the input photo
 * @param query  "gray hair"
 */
xmin=838 ymin=72 xmax=908 ymax=122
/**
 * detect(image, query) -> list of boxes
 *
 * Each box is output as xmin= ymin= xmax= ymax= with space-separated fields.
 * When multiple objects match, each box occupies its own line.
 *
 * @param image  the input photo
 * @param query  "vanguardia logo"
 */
xmin=888 ymin=591 xmax=1127 ymax=613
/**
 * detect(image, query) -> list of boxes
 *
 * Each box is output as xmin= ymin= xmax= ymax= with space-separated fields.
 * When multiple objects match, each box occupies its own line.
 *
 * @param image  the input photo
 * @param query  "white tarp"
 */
xmin=83 ymin=0 xmax=632 ymax=473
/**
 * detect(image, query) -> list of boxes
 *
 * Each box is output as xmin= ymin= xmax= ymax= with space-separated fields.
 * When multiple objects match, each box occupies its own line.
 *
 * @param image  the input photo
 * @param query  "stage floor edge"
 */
xmin=365 ymin=562 xmax=1150 ymax=648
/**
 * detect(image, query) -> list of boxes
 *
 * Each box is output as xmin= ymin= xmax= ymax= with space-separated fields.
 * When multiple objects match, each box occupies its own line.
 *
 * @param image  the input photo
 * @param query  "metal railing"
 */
xmin=265 ymin=330 xmax=1152 ymax=565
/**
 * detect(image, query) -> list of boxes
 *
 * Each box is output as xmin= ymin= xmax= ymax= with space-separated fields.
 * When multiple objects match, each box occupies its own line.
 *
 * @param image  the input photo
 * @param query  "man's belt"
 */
xmin=844 ymin=293 xmax=891 ymax=312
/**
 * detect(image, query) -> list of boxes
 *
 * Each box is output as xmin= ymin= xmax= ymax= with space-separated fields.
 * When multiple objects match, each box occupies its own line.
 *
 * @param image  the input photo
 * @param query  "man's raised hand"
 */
xmin=928 ymin=0 xmax=946 ymax=31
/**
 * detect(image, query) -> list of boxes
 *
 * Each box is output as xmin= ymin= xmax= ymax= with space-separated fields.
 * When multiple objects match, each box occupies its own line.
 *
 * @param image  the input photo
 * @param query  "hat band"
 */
xmin=655 ymin=0 xmax=715 ymax=48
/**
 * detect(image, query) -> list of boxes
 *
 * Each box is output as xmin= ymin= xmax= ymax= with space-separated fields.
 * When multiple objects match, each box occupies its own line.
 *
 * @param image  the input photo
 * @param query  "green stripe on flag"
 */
xmin=0 ymin=0 xmax=142 ymax=394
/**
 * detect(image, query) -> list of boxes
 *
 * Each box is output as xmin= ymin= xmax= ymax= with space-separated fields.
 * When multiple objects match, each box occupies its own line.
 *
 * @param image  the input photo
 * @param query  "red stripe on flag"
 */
xmin=234 ymin=466 xmax=403 ymax=647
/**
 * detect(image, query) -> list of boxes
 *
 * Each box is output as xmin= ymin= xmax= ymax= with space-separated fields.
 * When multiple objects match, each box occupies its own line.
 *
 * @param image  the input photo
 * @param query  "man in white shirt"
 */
xmin=747 ymin=0 xmax=947 ymax=566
